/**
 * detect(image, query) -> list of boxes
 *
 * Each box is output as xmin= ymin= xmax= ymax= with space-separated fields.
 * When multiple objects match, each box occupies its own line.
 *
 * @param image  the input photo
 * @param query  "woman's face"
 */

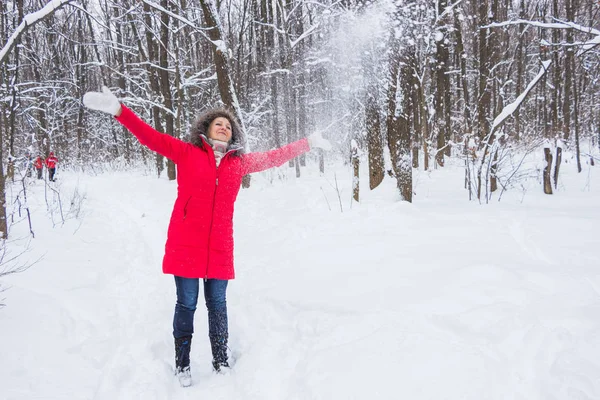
xmin=208 ymin=117 xmax=232 ymax=142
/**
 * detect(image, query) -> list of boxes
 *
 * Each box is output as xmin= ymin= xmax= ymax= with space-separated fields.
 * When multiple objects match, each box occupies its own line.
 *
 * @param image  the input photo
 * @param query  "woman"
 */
xmin=82 ymin=87 xmax=331 ymax=387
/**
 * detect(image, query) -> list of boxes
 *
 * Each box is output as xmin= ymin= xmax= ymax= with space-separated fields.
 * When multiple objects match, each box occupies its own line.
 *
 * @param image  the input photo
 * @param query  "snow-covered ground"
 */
xmin=1 ymin=151 xmax=599 ymax=400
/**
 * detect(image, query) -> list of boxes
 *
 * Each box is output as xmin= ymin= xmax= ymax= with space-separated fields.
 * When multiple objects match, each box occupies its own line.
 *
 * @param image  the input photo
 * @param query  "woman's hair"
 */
xmin=189 ymin=108 xmax=245 ymax=154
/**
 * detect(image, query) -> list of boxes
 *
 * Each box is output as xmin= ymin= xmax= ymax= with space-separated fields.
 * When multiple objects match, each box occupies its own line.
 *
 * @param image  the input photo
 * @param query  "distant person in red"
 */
xmin=45 ymin=152 xmax=58 ymax=182
xmin=34 ymin=155 xmax=44 ymax=179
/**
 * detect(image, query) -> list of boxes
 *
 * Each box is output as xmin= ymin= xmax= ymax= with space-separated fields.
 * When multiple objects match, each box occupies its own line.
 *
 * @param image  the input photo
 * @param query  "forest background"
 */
xmin=1 ymin=0 xmax=599 ymax=239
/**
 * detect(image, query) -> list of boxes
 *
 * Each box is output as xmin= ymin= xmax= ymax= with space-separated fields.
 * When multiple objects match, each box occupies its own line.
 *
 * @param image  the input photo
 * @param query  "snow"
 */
xmin=213 ymin=40 xmax=229 ymax=55
xmin=1 ymin=154 xmax=600 ymax=400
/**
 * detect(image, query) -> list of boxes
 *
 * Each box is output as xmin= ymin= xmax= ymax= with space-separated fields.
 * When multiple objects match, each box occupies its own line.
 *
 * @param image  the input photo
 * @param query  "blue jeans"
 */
xmin=173 ymin=277 xmax=228 ymax=339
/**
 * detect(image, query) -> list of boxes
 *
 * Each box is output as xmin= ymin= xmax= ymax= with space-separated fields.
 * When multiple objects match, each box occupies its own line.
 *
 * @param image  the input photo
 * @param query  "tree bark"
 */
xmin=550 ymin=0 xmax=561 ymax=137
xmin=543 ymin=147 xmax=553 ymax=194
xmin=419 ymin=82 xmax=429 ymax=172
xmin=159 ymin=0 xmax=176 ymax=180
xmin=562 ymin=0 xmax=573 ymax=142
xmin=364 ymin=51 xmax=384 ymax=190
xmin=434 ymin=0 xmax=450 ymax=166
xmin=477 ymin=0 xmax=491 ymax=141
xmin=397 ymin=63 xmax=414 ymax=203
xmin=386 ymin=30 xmax=413 ymax=202
xmin=142 ymin=1 xmax=166 ymax=177
xmin=514 ymin=0 xmax=526 ymax=140
xmin=553 ymin=146 xmax=562 ymax=188
xmin=352 ymin=142 xmax=359 ymax=202
xmin=454 ymin=9 xmax=471 ymax=137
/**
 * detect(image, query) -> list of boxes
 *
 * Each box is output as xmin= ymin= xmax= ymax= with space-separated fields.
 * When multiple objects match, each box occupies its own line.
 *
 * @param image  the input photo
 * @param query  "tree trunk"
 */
xmin=114 ymin=4 xmax=127 ymax=159
xmin=278 ymin=1 xmax=296 ymax=172
xmin=573 ymin=63 xmax=582 ymax=173
xmin=366 ymin=98 xmax=384 ymax=190
xmin=477 ymin=0 xmax=491 ymax=141
xmin=159 ymin=0 xmax=176 ymax=180
xmin=296 ymin=4 xmax=307 ymax=168
xmin=562 ymin=0 xmax=573 ymax=142
xmin=364 ymin=52 xmax=384 ymax=190
xmin=514 ymin=0 xmax=526 ymax=140
xmin=490 ymin=150 xmax=498 ymax=193
xmin=553 ymin=146 xmax=562 ymax=188
xmin=543 ymin=147 xmax=553 ymax=194
xmin=386 ymin=30 xmax=413 ymax=202
xmin=1 ymin=2 xmax=9 ymax=243
xmin=352 ymin=142 xmax=359 ymax=202
xmin=419 ymin=82 xmax=429 ymax=171
xmin=454 ymin=10 xmax=471 ymax=136
xmin=397 ymin=63 xmax=413 ymax=203
xmin=0 ymin=96 xmax=6 ymax=239
xmin=142 ymin=1 xmax=165 ymax=177
xmin=434 ymin=0 xmax=450 ymax=166
xmin=386 ymin=38 xmax=401 ymax=180
xmin=551 ymin=0 xmax=561 ymax=138
xmin=75 ymin=13 xmax=87 ymax=164
xmin=270 ymin=74 xmax=281 ymax=148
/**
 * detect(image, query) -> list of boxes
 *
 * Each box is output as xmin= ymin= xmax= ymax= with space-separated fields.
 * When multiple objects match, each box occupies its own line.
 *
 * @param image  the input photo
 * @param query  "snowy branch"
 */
xmin=484 ymin=19 xmax=600 ymax=55
xmin=252 ymin=20 xmax=286 ymax=36
xmin=490 ymin=60 xmax=552 ymax=134
xmin=140 ymin=0 xmax=214 ymax=44
xmin=578 ymin=35 xmax=600 ymax=54
xmin=484 ymin=19 xmax=600 ymax=36
xmin=0 ymin=0 xmax=77 ymax=64
xmin=258 ymin=69 xmax=292 ymax=77
xmin=290 ymin=24 xmax=319 ymax=49
xmin=438 ymin=0 xmax=465 ymax=22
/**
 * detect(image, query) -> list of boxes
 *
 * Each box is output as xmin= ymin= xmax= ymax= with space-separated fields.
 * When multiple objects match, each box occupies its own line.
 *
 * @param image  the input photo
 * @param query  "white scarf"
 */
xmin=208 ymin=138 xmax=229 ymax=166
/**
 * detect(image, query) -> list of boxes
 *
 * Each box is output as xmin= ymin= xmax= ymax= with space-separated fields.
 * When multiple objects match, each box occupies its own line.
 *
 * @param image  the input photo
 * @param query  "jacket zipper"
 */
xmin=205 ymin=147 xmax=236 ymax=278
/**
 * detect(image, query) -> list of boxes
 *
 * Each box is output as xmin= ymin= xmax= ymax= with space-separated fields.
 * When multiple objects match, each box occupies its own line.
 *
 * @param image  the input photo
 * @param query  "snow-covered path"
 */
xmin=1 ymin=162 xmax=599 ymax=400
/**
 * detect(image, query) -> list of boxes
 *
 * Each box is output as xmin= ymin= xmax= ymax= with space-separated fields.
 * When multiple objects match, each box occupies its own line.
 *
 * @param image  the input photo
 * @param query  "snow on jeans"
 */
xmin=173 ymin=277 xmax=228 ymax=339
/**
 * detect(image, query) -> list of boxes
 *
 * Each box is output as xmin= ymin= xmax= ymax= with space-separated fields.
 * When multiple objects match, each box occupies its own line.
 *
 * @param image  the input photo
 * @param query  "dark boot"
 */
xmin=209 ymin=334 xmax=229 ymax=372
xmin=175 ymin=336 xmax=192 ymax=386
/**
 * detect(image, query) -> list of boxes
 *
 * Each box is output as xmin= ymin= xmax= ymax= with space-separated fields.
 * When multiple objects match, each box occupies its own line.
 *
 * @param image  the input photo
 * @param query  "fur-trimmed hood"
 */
xmin=189 ymin=108 xmax=245 ymax=155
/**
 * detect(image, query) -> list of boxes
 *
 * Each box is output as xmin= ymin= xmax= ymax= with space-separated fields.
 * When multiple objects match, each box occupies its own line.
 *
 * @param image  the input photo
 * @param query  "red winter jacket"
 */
xmin=45 ymin=153 xmax=58 ymax=168
xmin=34 ymin=157 xmax=43 ymax=170
xmin=116 ymin=105 xmax=310 ymax=279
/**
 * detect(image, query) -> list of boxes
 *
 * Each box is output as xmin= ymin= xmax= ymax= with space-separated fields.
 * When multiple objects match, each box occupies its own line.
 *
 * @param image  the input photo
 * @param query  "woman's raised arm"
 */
xmin=83 ymin=87 xmax=187 ymax=163
xmin=241 ymin=132 xmax=331 ymax=175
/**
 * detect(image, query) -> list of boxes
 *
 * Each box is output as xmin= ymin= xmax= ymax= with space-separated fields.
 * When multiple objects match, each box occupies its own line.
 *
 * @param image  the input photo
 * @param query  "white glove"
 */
xmin=308 ymin=131 xmax=332 ymax=151
xmin=82 ymin=86 xmax=122 ymax=116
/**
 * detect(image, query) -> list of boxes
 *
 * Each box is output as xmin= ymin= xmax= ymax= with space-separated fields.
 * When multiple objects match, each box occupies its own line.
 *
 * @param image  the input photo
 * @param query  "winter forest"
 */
xmin=1 ymin=0 xmax=600 ymax=399
xmin=2 ymin=0 xmax=600 ymax=217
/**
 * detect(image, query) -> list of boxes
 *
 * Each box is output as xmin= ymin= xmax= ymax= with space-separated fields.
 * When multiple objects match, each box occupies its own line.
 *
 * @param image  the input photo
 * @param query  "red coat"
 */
xmin=34 ymin=157 xmax=44 ymax=170
xmin=116 ymin=105 xmax=310 ymax=279
xmin=46 ymin=154 xmax=58 ymax=168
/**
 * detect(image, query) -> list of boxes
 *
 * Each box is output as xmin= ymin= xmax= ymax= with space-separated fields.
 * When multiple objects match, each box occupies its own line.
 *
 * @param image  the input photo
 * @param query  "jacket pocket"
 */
xmin=182 ymin=196 xmax=192 ymax=220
